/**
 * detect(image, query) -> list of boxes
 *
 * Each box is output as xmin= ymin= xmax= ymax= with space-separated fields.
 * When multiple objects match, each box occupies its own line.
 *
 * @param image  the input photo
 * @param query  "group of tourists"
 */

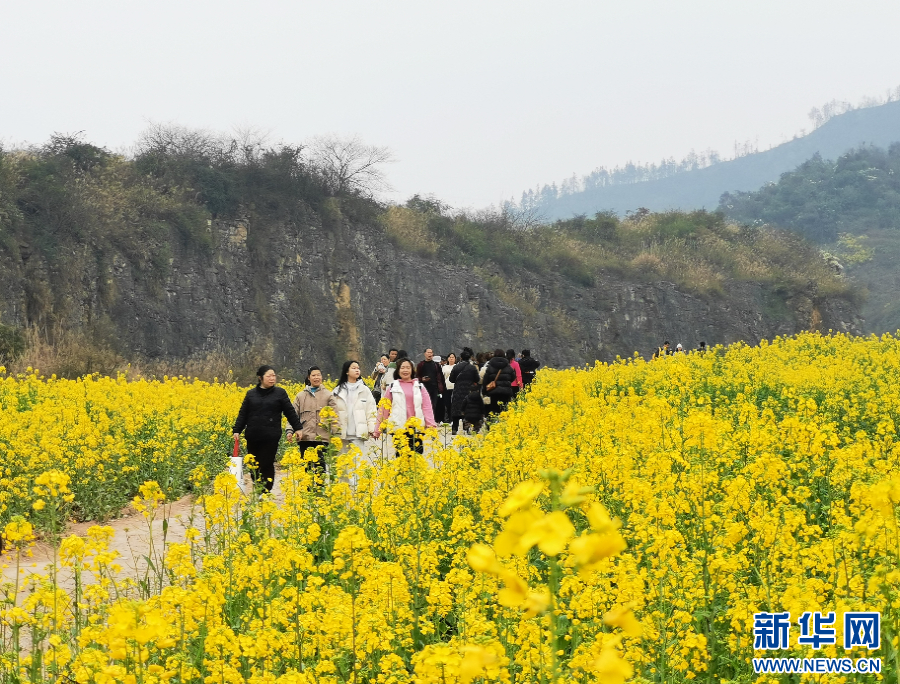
xmin=231 ymin=348 xmax=540 ymax=492
xmin=652 ymin=340 xmax=707 ymax=358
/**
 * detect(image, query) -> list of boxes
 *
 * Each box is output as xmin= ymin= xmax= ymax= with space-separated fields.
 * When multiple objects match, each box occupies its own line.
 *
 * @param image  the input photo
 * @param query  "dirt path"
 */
xmin=1 ymin=494 xmax=200 ymax=593
xmin=1 ymin=428 xmax=465 ymax=594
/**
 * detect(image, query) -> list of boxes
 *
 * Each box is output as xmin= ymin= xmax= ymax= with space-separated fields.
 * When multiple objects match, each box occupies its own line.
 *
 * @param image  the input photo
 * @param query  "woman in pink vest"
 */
xmin=373 ymin=357 xmax=437 ymax=454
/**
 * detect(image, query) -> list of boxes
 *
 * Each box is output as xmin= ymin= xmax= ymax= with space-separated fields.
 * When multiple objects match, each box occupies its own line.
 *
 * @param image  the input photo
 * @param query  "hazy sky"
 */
xmin=2 ymin=1 xmax=899 ymax=208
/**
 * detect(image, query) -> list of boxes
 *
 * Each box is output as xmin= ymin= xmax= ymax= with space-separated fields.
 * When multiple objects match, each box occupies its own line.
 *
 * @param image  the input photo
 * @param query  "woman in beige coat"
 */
xmin=286 ymin=366 xmax=337 ymax=485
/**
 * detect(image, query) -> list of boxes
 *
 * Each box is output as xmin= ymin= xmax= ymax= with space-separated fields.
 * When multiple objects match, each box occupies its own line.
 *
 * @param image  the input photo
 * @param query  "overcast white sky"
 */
xmin=2 ymin=1 xmax=899 ymax=208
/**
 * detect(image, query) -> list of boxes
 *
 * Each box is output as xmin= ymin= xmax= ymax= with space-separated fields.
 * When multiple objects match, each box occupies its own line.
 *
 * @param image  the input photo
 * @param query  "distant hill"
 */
xmin=720 ymin=144 xmax=900 ymax=242
xmin=717 ymin=143 xmax=900 ymax=335
xmin=534 ymin=100 xmax=900 ymax=219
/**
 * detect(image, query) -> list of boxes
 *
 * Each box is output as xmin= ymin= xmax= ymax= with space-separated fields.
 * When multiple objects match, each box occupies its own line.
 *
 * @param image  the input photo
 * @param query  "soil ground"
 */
xmin=0 ymin=427 xmax=465 ymax=595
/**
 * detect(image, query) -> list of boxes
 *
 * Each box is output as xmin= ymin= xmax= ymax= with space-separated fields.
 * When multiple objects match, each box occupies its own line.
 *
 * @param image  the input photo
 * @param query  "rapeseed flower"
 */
xmin=2 ymin=332 xmax=900 ymax=683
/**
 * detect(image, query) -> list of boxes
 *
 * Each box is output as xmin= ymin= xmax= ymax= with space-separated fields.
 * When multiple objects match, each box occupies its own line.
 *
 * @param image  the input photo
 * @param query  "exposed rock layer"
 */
xmin=0 ymin=209 xmax=862 ymax=372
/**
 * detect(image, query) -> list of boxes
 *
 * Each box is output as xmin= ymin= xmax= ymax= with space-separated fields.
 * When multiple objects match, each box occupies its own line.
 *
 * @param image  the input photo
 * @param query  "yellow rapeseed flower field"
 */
xmin=0 ymin=371 xmax=251 ymax=529
xmin=1 ymin=331 xmax=899 ymax=683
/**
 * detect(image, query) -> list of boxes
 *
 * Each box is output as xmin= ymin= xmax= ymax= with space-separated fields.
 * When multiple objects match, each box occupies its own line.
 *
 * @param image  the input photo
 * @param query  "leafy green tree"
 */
xmin=721 ymin=145 xmax=900 ymax=243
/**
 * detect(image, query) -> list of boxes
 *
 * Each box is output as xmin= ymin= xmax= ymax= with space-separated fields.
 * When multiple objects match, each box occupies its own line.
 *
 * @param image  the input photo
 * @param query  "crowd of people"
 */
xmin=652 ymin=340 xmax=706 ymax=358
xmin=231 ymin=347 xmax=540 ymax=492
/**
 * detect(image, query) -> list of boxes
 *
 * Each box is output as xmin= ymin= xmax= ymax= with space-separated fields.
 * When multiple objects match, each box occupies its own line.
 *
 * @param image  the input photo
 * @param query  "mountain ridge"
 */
xmin=535 ymin=100 xmax=900 ymax=219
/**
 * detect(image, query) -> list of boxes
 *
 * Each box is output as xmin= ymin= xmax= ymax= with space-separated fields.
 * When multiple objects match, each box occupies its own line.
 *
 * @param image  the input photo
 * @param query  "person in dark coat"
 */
xmin=519 ymin=349 xmax=541 ymax=387
xmin=232 ymin=365 xmax=302 ymax=493
xmin=416 ymin=348 xmax=446 ymax=423
xmin=462 ymin=385 xmax=485 ymax=434
xmin=449 ymin=348 xmax=480 ymax=435
xmin=481 ymin=348 xmax=516 ymax=417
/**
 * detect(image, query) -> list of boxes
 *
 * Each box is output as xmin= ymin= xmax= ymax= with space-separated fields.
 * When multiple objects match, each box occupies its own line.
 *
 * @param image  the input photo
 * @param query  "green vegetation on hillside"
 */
xmin=388 ymin=199 xmax=854 ymax=300
xmin=719 ymin=144 xmax=900 ymax=333
xmin=0 ymin=131 xmax=860 ymax=374
xmin=0 ymin=132 xmax=853 ymax=301
xmin=720 ymin=144 xmax=900 ymax=242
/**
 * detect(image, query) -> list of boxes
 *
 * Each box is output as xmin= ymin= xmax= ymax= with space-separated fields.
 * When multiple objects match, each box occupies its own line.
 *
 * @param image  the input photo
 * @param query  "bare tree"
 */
xmin=136 ymin=122 xmax=225 ymax=161
xmin=501 ymin=199 xmax=547 ymax=230
xmin=230 ymin=124 xmax=274 ymax=164
xmin=308 ymin=134 xmax=394 ymax=197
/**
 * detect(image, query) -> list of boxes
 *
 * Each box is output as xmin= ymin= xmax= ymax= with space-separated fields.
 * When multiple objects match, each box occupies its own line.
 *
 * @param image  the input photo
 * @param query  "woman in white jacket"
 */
xmin=332 ymin=360 xmax=378 ymax=471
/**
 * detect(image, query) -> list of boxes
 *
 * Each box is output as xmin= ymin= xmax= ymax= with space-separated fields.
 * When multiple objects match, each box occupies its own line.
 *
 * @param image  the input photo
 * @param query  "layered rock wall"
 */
xmin=0 ymin=208 xmax=862 ymax=373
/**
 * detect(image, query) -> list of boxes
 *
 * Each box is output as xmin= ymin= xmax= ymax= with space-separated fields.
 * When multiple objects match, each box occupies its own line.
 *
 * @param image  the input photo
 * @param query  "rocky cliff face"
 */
xmin=0 ymin=205 xmax=862 ymax=373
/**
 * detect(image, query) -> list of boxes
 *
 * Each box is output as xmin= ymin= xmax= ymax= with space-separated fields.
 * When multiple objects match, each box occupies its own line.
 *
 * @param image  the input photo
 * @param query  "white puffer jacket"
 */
xmin=332 ymin=382 xmax=378 ymax=439
xmin=385 ymin=379 xmax=426 ymax=430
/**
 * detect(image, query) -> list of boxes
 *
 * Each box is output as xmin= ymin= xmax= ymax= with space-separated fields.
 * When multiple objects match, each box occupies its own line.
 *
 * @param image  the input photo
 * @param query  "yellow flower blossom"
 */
xmin=494 ymin=507 xmax=543 ymax=557
xmin=591 ymin=637 xmax=634 ymax=684
xmin=518 ymin=510 xmax=575 ymax=557
xmin=3 ymin=332 xmax=900 ymax=683
xmin=498 ymin=480 xmax=544 ymax=516
xmin=569 ymin=531 xmax=627 ymax=573
xmin=497 ymin=570 xmax=551 ymax=618
xmin=603 ymin=602 xmax=643 ymax=637
xmin=467 ymin=543 xmax=502 ymax=575
xmin=459 ymin=645 xmax=498 ymax=683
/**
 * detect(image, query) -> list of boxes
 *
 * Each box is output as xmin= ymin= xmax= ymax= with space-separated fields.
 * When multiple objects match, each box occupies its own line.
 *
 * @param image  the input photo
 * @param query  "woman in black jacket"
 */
xmin=462 ymin=386 xmax=485 ymax=434
xmin=232 ymin=365 xmax=303 ymax=493
xmin=481 ymin=349 xmax=516 ymax=417
xmin=449 ymin=348 xmax=480 ymax=435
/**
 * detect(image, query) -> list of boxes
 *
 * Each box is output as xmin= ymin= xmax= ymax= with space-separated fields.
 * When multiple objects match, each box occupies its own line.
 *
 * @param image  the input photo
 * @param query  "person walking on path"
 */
xmin=379 ymin=349 xmax=398 ymax=392
xmin=381 ymin=348 xmax=405 ymax=393
xmin=374 ymin=358 xmax=436 ymax=454
xmin=416 ymin=348 xmax=446 ymax=423
xmin=441 ymin=353 xmax=456 ymax=426
xmin=333 ymin=359 xmax=378 ymax=485
xmin=462 ymin=385 xmax=485 ymax=434
xmin=334 ymin=359 xmax=378 ymax=452
xmin=475 ymin=352 xmax=487 ymax=373
xmin=506 ymin=349 xmax=523 ymax=400
xmin=519 ymin=349 xmax=540 ymax=387
xmin=653 ymin=341 xmax=671 ymax=359
xmin=481 ymin=348 xmax=516 ymax=418
xmin=371 ymin=354 xmax=389 ymax=403
xmin=286 ymin=366 xmax=338 ymax=486
xmin=449 ymin=348 xmax=480 ymax=435
xmin=232 ymin=365 xmax=303 ymax=493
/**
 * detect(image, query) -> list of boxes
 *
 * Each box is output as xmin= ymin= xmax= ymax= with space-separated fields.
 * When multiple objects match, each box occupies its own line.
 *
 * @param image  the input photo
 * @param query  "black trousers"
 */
xmin=245 ymin=434 xmax=281 ymax=492
xmin=297 ymin=440 xmax=328 ymax=487
xmin=486 ymin=397 xmax=508 ymax=416
xmin=425 ymin=386 xmax=443 ymax=423
xmin=393 ymin=428 xmax=424 ymax=455
xmin=442 ymin=392 xmax=453 ymax=424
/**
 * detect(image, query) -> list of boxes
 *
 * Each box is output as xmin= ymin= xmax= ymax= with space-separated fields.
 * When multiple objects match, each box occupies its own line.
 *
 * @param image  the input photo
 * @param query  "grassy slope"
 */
xmin=719 ymin=144 xmax=900 ymax=333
